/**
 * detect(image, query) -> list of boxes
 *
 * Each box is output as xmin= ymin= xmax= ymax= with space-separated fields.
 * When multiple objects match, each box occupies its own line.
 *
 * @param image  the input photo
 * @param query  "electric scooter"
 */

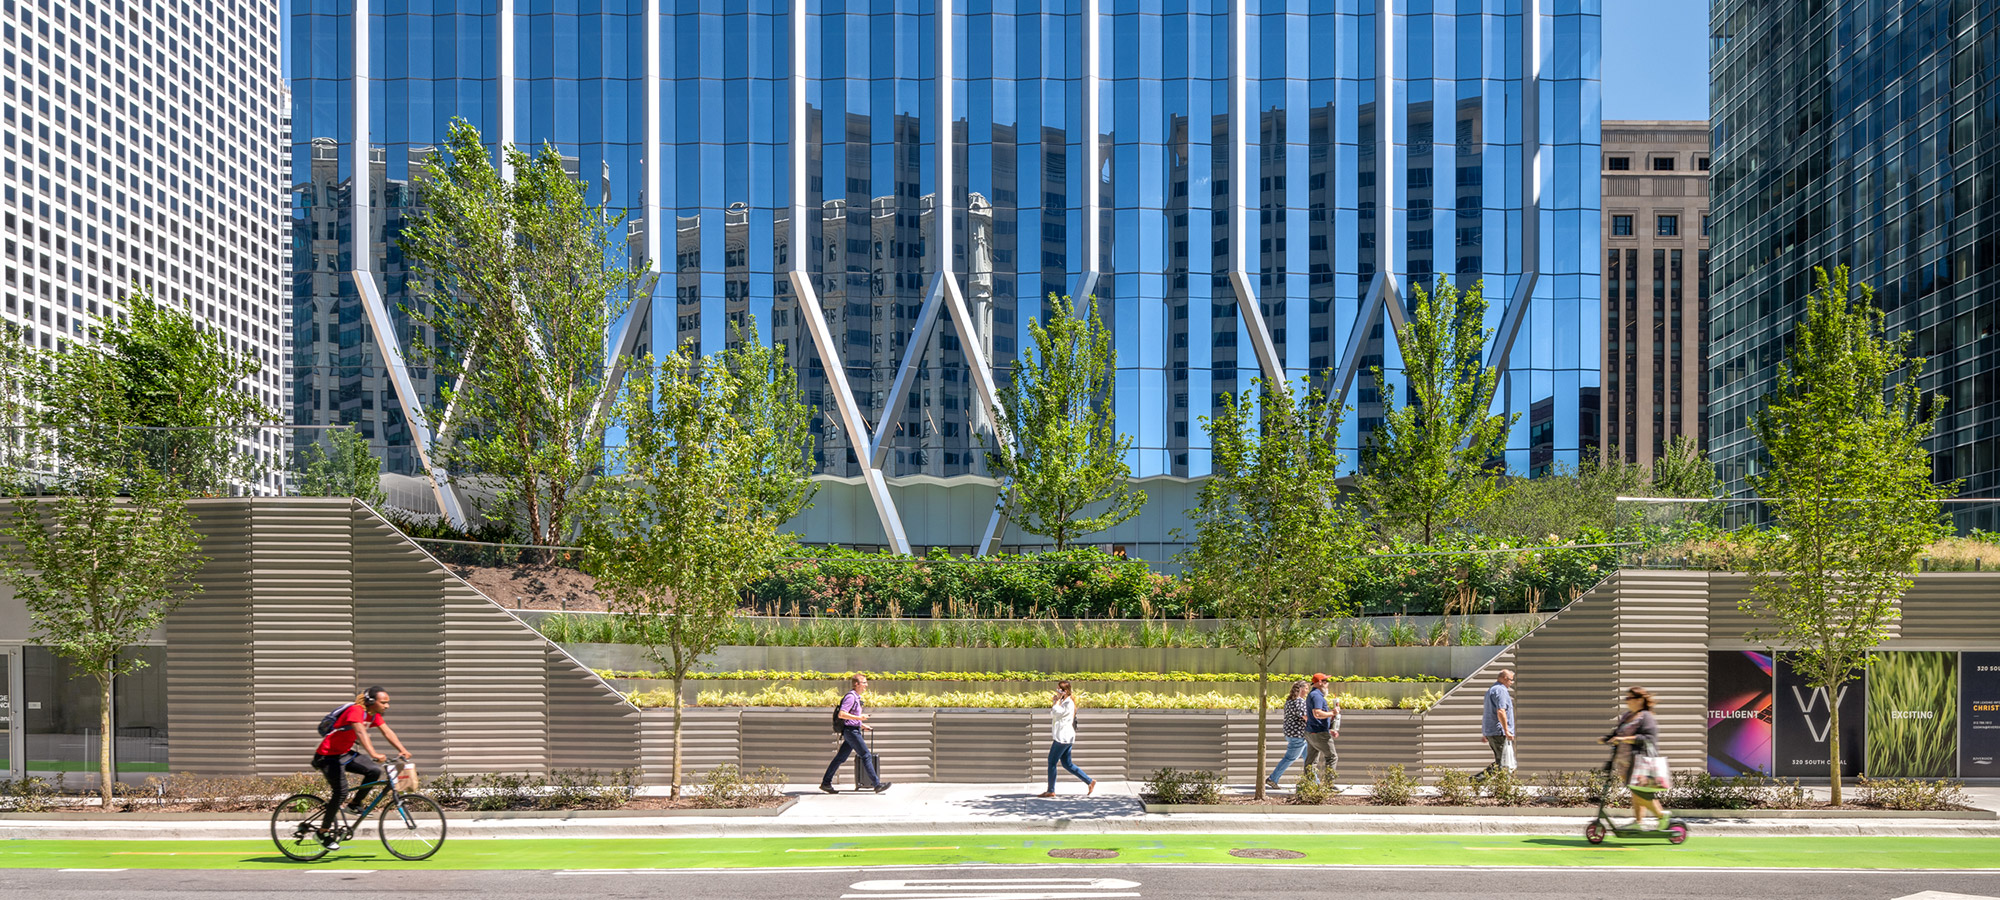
xmin=1583 ymin=738 xmax=1689 ymax=845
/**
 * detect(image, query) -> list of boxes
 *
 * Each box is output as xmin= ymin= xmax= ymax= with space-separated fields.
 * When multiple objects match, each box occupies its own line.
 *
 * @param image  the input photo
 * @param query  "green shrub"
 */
xmin=1431 ymin=768 xmax=1476 ymax=806
xmin=1369 ymin=765 xmax=1420 ymax=806
xmin=0 ymin=776 xmax=56 ymax=812
xmin=1483 ymin=768 xmax=1532 ymax=806
xmin=1661 ymin=770 xmax=1767 ymax=810
xmin=1858 ymin=776 xmax=1970 ymax=811
xmin=1142 ymin=768 xmax=1223 ymax=805
xmin=605 ymin=668 xmax=1451 ymax=685
xmin=1534 ymin=770 xmax=1602 ymax=807
xmin=674 ymin=686 xmax=1418 ymax=710
xmin=692 ymin=765 xmax=787 ymax=809
xmin=1290 ymin=765 xmax=1337 ymax=804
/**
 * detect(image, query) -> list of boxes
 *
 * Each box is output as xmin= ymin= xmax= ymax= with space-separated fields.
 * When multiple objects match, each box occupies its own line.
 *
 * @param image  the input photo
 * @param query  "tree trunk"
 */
xmin=671 ymin=675 xmax=685 ymax=800
xmin=97 ymin=671 xmax=115 ymax=807
xmin=1253 ymin=668 xmax=1269 ymax=800
xmin=1827 ymin=696 xmax=1842 ymax=807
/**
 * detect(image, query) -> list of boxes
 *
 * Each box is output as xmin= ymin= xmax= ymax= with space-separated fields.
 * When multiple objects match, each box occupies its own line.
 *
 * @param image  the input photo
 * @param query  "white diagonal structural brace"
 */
xmin=1226 ymin=0 xmax=1287 ymax=393
xmin=1487 ymin=0 xmax=1542 ymax=374
xmin=351 ymin=0 xmax=466 ymax=527
xmin=789 ymin=0 xmax=911 ymax=554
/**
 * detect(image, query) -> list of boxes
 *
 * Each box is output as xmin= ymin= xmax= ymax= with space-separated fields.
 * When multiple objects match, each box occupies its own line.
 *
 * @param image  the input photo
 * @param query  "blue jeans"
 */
xmin=823 ymin=728 xmax=880 ymax=787
xmin=1268 ymin=736 xmax=1307 ymax=784
xmin=1046 ymin=741 xmax=1093 ymax=792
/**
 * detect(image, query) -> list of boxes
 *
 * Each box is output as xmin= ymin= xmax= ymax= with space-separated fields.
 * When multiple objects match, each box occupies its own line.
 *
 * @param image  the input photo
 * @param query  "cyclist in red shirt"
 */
xmin=311 ymin=686 xmax=412 ymax=848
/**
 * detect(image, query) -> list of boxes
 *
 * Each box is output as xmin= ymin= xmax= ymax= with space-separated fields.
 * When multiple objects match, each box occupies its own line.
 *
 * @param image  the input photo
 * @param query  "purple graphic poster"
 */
xmin=1707 ymin=650 xmax=1774 ymax=776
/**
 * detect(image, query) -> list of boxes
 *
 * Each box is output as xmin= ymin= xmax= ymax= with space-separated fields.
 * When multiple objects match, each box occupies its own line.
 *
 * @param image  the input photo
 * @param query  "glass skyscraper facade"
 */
xmin=291 ymin=0 xmax=1600 ymax=552
xmin=1710 ymin=0 xmax=2000 ymax=528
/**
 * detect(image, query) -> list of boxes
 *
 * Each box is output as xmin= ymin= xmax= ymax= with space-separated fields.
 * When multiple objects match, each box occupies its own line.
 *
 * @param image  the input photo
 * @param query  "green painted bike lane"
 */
xmin=0 ymin=834 xmax=1996 ymax=871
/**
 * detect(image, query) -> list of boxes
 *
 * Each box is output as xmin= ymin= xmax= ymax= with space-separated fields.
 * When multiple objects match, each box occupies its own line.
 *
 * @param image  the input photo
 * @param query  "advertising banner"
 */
xmin=1774 ymin=653 xmax=1865 ymax=778
xmin=1962 ymin=652 xmax=2000 ymax=778
xmin=1866 ymin=651 xmax=1957 ymax=778
xmin=1706 ymin=650 xmax=1774 ymax=776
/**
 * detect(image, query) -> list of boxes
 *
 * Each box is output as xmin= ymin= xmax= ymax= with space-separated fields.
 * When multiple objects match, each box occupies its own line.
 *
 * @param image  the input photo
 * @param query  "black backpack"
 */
xmin=318 ymin=703 xmax=356 ymax=737
xmin=830 ymin=692 xmax=860 ymax=734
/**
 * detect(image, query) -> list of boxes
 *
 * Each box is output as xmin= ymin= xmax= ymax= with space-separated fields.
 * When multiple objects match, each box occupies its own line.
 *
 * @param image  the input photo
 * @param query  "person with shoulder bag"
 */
xmin=1039 ymin=680 xmax=1096 ymax=797
xmin=821 ymin=673 xmax=891 ymax=794
xmin=1601 ymin=685 xmax=1668 ymax=830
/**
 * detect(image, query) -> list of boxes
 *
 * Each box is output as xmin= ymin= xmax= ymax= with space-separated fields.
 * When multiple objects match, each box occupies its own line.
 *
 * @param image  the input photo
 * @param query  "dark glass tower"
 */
xmin=291 ymin=0 xmax=1601 ymax=553
xmin=1710 ymin=0 xmax=2000 ymax=526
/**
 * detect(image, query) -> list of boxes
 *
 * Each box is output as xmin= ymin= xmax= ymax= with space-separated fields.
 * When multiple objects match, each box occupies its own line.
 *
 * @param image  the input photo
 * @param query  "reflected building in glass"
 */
xmin=292 ymin=0 xmax=1601 ymax=555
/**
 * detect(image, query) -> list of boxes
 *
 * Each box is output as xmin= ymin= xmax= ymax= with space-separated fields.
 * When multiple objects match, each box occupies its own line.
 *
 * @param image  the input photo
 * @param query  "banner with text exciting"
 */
xmin=1706 ymin=650 xmax=1774 ymax=776
xmin=1774 ymin=652 xmax=1866 ymax=778
xmin=1962 ymin=652 xmax=2000 ymax=778
xmin=1866 ymin=651 xmax=1957 ymax=778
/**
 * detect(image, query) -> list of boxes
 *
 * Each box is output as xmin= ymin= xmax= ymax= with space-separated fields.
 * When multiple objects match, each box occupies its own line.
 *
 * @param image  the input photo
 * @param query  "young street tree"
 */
xmin=1356 ymin=278 xmax=1515 ymax=543
xmin=402 ymin=118 xmax=650 ymax=548
xmin=1179 ymin=376 xmax=1365 ymax=800
xmin=985 ymin=294 xmax=1145 ymax=550
xmin=1745 ymin=266 xmax=1953 ymax=805
xmin=582 ymin=327 xmax=815 ymax=797
xmin=0 ymin=475 xmax=202 ymax=805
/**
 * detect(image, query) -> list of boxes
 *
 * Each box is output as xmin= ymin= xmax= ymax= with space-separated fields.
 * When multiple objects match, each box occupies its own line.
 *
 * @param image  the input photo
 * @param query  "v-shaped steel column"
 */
xmin=1226 ymin=0 xmax=1287 ymax=393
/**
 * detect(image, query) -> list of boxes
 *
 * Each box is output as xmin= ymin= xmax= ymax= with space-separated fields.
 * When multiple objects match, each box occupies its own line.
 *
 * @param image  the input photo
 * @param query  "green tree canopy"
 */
xmin=986 ymin=294 xmax=1145 ymax=550
xmin=1356 ymin=278 xmax=1515 ymax=543
xmin=1745 ymin=266 xmax=1954 ymax=805
xmin=402 ymin=118 xmax=650 ymax=547
xmin=294 ymin=427 xmax=386 ymax=506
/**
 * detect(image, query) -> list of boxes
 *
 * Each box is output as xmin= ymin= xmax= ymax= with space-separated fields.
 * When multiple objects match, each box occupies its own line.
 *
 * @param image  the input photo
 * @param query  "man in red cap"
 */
xmin=1303 ymin=673 xmax=1341 ymax=782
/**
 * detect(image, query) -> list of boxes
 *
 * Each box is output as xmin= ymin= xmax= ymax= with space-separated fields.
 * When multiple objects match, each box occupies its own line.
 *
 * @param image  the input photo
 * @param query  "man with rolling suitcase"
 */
xmin=821 ymin=672 xmax=891 ymax=793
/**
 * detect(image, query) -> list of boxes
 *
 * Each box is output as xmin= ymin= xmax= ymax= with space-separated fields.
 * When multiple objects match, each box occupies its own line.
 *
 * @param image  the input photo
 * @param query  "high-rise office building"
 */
xmin=3 ymin=0 xmax=290 ymax=479
xmin=1711 ymin=0 xmax=2000 ymax=527
xmin=1600 ymin=120 xmax=1709 ymax=469
xmin=292 ymin=1 xmax=1601 ymax=553
xmin=0 ymin=0 xmax=289 ymax=491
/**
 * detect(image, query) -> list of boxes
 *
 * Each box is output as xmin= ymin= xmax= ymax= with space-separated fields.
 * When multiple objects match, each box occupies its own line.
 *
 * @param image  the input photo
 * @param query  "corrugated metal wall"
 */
xmin=164 ymin=499 xmax=637 ymax=778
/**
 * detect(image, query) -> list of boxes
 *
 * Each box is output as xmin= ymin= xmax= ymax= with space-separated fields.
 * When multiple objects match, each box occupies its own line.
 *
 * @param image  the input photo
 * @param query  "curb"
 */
xmin=1142 ymin=803 xmax=1998 ymax=820
xmin=0 ymin=798 xmax=796 ymax=822
xmin=3 ymin=814 xmax=1999 ymax=841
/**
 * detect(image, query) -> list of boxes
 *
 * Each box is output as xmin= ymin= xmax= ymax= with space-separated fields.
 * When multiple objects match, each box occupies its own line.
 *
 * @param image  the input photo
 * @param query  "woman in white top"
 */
xmin=1039 ymin=680 xmax=1096 ymax=798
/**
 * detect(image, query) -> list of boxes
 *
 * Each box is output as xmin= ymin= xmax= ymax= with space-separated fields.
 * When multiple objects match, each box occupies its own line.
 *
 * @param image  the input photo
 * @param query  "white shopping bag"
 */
xmin=1500 ymin=739 xmax=1517 ymax=771
xmin=1629 ymin=753 xmax=1672 ymax=790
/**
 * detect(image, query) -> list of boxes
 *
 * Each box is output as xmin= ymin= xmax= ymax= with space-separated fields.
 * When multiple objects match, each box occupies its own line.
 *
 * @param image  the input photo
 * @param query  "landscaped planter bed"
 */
xmin=0 ymin=798 xmax=798 ymax=819
xmin=1138 ymin=800 xmax=1995 ymax=819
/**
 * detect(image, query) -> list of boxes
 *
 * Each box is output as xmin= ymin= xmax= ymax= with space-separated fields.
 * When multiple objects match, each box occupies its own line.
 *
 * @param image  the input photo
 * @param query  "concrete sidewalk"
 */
xmin=2 ymin=782 xmax=1998 ymax=841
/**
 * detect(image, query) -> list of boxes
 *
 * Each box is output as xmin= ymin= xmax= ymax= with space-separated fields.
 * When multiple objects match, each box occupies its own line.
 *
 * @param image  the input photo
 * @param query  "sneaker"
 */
xmin=872 ymin=781 xmax=892 ymax=793
xmin=818 ymin=783 xmax=838 ymax=794
xmin=1657 ymin=813 xmax=1671 ymax=830
xmin=1265 ymin=779 xmax=1281 ymax=792
xmin=321 ymin=834 xmax=340 ymax=851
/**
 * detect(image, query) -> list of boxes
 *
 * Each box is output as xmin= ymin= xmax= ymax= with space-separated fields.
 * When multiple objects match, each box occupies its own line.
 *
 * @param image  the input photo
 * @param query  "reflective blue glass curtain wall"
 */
xmin=291 ymin=0 xmax=1601 ymax=548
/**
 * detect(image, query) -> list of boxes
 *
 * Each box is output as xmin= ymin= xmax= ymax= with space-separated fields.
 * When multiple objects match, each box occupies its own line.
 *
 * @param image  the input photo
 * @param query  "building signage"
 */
xmin=1962 ymin=652 xmax=2000 ymax=778
xmin=1774 ymin=653 xmax=1865 ymax=778
xmin=1706 ymin=650 xmax=1774 ymax=776
xmin=1866 ymin=651 xmax=1957 ymax=778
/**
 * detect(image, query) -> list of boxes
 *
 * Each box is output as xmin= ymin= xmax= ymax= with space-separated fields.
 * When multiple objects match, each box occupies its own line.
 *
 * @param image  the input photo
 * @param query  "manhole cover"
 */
xmin=1047 ymin=848 xmax=1119 ymax=860
xmin=1228 ymin=848 xmax=1306 ymax=860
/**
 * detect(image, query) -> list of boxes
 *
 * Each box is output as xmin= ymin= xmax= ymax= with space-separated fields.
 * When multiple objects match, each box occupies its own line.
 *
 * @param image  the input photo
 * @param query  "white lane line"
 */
xmin=58 ymin=869 xmax=128 ymax=873
xmin=1892 ymin=893 xmax=2000 ymax=900
xmin=306 ymin=869 xmax=377 ymax=874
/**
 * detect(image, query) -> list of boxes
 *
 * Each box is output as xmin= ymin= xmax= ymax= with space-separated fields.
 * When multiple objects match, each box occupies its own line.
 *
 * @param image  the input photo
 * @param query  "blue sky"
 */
xmin=1602 ymin=1 xmax=1712 ymax=122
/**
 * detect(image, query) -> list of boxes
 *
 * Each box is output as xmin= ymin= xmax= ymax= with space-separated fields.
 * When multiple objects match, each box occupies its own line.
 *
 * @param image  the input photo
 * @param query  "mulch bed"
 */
xmin=1148 ymin=794 xmax=1979 ymax=812
xmin=12 ymin=795 xmax=790 ymax=814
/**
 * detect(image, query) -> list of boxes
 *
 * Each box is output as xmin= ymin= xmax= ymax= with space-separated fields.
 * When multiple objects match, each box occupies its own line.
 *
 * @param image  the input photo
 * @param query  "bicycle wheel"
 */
xmin=270 ymin=793 xmax=335 ymax=862
xmin=377 ymin=792 xmax=447 ymax=861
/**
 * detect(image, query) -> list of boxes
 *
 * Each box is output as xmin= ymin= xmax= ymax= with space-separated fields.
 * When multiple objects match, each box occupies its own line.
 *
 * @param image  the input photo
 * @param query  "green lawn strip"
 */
xmin=0 ymin=835 xmax=1995 ymax=871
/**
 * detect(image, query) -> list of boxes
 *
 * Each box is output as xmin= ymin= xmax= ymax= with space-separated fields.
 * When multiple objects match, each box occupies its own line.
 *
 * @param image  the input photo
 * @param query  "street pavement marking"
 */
xmin=1892 ymin=893 xmax=2000 ymax=900
xmin=844 ymin=877 xmax=1141 ymax=900
xmin=57 ymin=869 xmax=127 ymax=872
xmin=114 ymin=851 xmax=257 ymax=856
xmin=306 ymin=869 xmax=377 ymax=874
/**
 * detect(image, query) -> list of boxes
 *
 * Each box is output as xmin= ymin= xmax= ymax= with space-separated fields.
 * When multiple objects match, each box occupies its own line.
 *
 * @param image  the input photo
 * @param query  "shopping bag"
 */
xmin=1500 ymin=739 xmax=1517 ymax=771
xmin=395 ymin=761 xmax=420 ymax=792
xmin=1629 ymin=753 xmax=1672 ymax=790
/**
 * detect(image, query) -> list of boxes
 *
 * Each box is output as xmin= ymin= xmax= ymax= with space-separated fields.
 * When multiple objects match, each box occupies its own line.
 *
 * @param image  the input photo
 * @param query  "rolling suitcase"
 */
xmin=852 ymin=748 xmax=882 ymax=791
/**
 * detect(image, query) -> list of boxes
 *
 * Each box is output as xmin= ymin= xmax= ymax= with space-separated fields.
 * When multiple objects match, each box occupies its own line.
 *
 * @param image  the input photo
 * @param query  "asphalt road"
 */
xmin=3 ymin=865 xmax=1998 ymax=899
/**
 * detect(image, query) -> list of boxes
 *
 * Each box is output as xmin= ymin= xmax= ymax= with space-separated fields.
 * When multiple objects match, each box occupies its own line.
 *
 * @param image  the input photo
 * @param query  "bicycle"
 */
xmin=271 ymin=757 xmax=448 ymax=861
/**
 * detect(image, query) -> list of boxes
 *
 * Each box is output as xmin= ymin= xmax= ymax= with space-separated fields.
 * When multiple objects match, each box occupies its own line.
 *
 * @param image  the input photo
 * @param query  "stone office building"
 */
xmin=1600 ymin=121 xmax=1711 ymax=468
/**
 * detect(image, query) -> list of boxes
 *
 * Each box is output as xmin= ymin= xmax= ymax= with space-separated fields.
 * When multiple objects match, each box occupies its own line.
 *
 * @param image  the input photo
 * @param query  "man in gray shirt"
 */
xmin=1476 ymin=669 xmax=1515 ymax=781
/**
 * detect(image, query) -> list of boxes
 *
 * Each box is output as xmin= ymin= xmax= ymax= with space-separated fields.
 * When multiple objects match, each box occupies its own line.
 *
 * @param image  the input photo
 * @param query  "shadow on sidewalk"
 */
xmin=950 ymin=792 xmax=1144 ymax=821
